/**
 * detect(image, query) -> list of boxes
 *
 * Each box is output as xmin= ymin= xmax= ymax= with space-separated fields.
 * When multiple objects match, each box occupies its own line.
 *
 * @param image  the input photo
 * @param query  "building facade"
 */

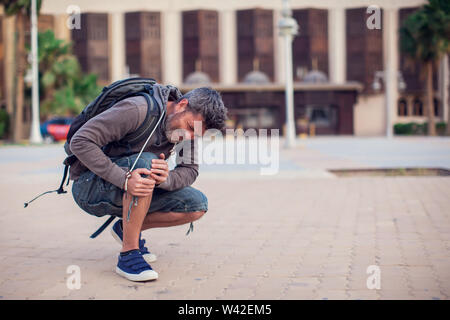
xmin=1 ymin=0 xmax=448 ymax=136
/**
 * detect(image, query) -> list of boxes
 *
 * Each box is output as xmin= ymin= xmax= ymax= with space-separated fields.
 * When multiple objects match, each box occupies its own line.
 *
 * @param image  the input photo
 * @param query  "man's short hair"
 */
xmin=179 ymin=87 xmax=228 ymax=131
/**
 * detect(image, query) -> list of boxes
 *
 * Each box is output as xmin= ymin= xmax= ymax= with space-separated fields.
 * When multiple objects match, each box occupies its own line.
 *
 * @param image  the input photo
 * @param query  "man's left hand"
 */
xmin=150 ymin=153 xmax=169 ymax=185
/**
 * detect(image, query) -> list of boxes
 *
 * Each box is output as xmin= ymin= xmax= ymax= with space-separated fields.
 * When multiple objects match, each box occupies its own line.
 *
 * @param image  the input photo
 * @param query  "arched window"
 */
xmin=433 ymin=98 xmax=440 ymax=117
xmin=413 ymin=98 xmax=423 ymax=116
xmin=397 ymin=98 xmax=408 ymax=116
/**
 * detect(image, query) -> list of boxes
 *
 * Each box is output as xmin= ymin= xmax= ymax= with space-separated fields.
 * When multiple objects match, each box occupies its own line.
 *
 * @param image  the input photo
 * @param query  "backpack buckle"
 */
xmin=144 ymin=85 xmax=154 ymax=96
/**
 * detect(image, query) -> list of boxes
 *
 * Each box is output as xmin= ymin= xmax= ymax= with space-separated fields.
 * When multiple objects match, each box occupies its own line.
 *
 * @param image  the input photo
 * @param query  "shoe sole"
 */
xmin=115 ymin=266 xmax=158 ymax=282
xmin=110 ymin=227 xmax=158 ymax=263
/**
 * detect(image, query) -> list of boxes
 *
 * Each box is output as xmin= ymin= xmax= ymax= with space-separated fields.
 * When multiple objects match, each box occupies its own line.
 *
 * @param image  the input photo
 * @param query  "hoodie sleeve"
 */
xmin=69 ymin=98 xmax=144 ymax=189
xmin=157 ymin=139 xmax=199 ymax=191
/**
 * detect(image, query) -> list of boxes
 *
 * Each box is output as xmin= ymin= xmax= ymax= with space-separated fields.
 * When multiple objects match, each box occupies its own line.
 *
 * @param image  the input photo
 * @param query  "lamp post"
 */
xmin=372 ymin=70 xmax=406 ymax=138
xmin=278 ymin=0 xmax=298 ymax=148
xmin=29 ymin=0 xmax=43 ymax=144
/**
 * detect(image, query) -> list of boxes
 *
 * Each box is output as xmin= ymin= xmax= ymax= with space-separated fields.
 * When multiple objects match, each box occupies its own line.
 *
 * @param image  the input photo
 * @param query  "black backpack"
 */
xmin=24 ymin=77 xmax=165 ymax=208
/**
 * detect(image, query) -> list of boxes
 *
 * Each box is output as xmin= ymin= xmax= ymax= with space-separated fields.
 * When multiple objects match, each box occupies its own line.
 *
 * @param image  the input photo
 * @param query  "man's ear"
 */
xmin=175 ymin=98 xmax=189 ymax=113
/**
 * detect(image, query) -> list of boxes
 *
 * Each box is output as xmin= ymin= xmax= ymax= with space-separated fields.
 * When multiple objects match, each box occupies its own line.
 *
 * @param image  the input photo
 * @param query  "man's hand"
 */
xmin=126 ymin=168 xmax=156 ymax=197
xmin=150 ymin=153 xmax=169 ymax=185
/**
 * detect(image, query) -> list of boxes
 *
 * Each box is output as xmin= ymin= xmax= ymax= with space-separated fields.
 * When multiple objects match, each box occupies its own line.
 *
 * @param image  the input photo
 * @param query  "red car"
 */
xmin=40 ymin=117 xmax=73 ymax=142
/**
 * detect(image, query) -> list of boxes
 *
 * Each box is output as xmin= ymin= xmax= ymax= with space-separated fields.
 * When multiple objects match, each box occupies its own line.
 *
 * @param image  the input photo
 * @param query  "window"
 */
xmin=434 ymin=98 xmax=440 ymax=117
xmin=305 ymin=105 xmax=337 ymax=127
xmin=413 ymin=98 xmax=423 ymax=116
xmin=397 ymin=98 xmax=408 ymax=116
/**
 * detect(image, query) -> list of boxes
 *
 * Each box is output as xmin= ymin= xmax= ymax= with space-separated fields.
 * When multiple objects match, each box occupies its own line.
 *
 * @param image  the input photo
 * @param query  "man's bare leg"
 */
xmin=140 ymin=211 xmax=206 ymax=230
xmin=121 ymin=192 xmax=153 ymax=252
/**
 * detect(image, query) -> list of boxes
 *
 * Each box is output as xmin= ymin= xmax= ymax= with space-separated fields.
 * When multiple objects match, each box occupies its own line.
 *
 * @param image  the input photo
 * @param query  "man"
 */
xmin=68 ymin=84 xmax=227 ymax=282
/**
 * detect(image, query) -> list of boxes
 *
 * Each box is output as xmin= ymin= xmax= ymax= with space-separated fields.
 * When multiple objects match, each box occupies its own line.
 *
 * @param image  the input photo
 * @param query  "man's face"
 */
xmin=165 ymin=99 xmax=205 ymax=143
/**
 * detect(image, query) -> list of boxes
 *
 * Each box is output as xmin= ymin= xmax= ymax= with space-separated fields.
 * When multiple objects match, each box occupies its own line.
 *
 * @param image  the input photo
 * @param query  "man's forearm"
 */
xmin=70 ymin=135 xmax=127 ymax=189
xmin=157 ymin=165 xmax=198 ymax=191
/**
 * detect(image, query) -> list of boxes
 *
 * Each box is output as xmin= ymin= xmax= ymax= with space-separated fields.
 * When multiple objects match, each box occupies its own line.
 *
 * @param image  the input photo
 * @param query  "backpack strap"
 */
xmin=121 ymin=86 xmax=162 ymax=146
xmin=23 ymin=164 xmax=71 ymax=208
xmin=102 ymin=86 xmax=161 ymax=156
xmin=90 ymin=216 xmax=116 ymax=239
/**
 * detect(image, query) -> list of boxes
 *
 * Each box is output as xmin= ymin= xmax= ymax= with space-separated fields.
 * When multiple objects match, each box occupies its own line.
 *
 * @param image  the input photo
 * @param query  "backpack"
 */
xmin=24 ymin=77 xmax=166 ymax=209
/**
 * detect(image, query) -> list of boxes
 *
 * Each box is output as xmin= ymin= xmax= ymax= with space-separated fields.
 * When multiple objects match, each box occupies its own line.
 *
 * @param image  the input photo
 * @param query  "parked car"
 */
xmin=40 ymin=117 xmax=74 ymax=142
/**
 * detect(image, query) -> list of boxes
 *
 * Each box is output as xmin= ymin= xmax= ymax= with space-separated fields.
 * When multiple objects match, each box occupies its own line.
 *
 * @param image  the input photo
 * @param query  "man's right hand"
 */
xmin=125 ymin=168 xmax=156 ymax=197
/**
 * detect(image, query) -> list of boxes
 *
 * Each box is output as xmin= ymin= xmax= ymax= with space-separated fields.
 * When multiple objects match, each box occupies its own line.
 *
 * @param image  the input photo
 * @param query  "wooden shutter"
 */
xmin=399 ymin=7 xmax=439 ymax=94
xmin=292 ymin=9 xmax=328 ymax=80
xmin=72 ymin=13 xmax=109 ymax=83
xmin=182 ymin=10 xmax=219 ymax=82
xmin=346 ymin=8 xmax=383 ymax=93
xmin=125 ymin=12 xmax=162 ymax=82
xmin=0 ymin=15 xmax=4 ymax=101
xmin=399 ymin=8 xmax=422 ymax=93
xmin=24 ymin=13 xmax=54 ymax=32
xmin=237 ymin=9 xmax=274 ymax=82
xmin=38 ymin=14 xmax=54 ymax=31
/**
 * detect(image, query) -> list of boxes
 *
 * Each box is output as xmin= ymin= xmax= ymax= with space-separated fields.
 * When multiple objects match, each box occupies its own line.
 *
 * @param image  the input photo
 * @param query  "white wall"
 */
xmin=354 ymin=94 xmax=385 ymax=136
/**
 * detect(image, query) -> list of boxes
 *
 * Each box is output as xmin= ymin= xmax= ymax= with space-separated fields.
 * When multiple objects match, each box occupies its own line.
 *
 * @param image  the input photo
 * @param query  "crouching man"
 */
xmin=68 ymin=85 xmax=227 ymax=282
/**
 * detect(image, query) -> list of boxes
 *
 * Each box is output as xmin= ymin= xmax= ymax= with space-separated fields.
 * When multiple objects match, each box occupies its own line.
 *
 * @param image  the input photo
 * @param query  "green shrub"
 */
xmin=0 ymin=110 xmax=10 ymax=139
xmin=27 ymin=30 xmax=101 ymax=117
xmin=394 ymin=121 xmax=447 ymax=135
xmin=436 ymin=121 xmax=447 ymax=135
xmin=394 ymin=123 xmax=411 ymax=134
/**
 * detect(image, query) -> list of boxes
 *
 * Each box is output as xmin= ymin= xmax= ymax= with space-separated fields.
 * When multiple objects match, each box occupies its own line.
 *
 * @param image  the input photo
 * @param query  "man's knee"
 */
xmin=188 ymin=188 xmax=208 ymax=212
xmin=131 ymin=152 xmax=159 ymax=171
xmin=188 ymin=210 xmax=206 ymax=222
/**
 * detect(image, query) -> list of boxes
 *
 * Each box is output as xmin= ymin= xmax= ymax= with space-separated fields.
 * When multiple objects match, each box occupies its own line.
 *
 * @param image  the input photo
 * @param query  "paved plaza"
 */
xmin=0 ymin=136 xmax=450 ymax=299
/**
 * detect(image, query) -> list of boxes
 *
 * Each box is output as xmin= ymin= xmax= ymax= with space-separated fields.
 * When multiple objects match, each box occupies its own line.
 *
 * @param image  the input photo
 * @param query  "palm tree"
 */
xmin=34 ymin=30 xmax=100 ymax=117
xmin=1 ymin=0 xmax=42 ymax=142
xmin=400 ymin=0 xmax=450 ymax=136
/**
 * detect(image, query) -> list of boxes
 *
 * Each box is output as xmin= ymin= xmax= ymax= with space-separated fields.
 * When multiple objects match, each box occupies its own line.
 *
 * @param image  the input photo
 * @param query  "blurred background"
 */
xmin=0 ymin=0 xmax=450 ymax=300
xmin=0 ymin=0 xmax=448 ymax=143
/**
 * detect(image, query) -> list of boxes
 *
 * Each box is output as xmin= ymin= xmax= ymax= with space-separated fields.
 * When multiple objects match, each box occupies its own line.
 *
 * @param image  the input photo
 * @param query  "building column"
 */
xmin=219 ymin=10 xmax=237 ymax=85
xmin=274 ymin=9 xmax=285 ymax=84
xmin=383 ymin=8 xmax=399 ymax=138
xmin=162 ymin=10 xmax=182 ymax=86
xmin=54 ymin=14 xmax=71 ymax=42
xmin=439 ymin=54 xmax=449 ymax=122
xmin=3 ymin=15 xmax=15 ymax=116
xmin=328 ymin=7 xmax=346 ymax=83
xmin=109 ymin=12 xmax=125 ymax=82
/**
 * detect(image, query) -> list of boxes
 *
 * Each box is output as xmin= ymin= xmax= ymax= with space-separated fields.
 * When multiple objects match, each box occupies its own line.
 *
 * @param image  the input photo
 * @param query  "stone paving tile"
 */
xmin=346 ymin=289 xmax=380 ymax=300
xmin=282 ymin=288 xmax=318 ymax=300
xmin=252 ymin=277 xmax=291 ymax=300
xmin=189 ymin=277 xmax=235 ymax=300
xmin=314 ymin=290 xmax=349 ymax=300
xmin=409 ymin=290 xmax=447 ymax=300
xmin=1 ymin=143 xmax=450 ymax=299
xmin=318 ymin=276 xmax=349 ymax=291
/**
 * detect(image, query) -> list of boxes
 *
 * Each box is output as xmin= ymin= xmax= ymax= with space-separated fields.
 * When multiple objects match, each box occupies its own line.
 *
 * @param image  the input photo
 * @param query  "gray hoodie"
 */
xmin=67 ymin=84 xmax=198 ymax=191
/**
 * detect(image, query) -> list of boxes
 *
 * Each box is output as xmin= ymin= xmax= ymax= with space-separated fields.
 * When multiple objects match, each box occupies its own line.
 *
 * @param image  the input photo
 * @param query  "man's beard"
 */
xmin=164 ymin=113 xmax=181 ymax=143
xmin=165 ymin=129 xmax=178 ymax=143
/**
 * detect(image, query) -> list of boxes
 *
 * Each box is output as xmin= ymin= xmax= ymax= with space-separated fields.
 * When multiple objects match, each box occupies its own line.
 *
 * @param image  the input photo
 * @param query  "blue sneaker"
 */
xmin=116 ymin=249 xmax=158 ymax=281
xmin=111 ymin=219 xmax=157 ymax=263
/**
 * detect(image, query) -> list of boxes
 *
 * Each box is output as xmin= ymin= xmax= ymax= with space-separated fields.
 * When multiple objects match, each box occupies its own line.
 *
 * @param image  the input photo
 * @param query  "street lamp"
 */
xmin=372 ymin=71 xmax=406 ymax=92
xmin=29 ymin=0 xmax=43 ymax=144
xmin=278 ymin=0 xmax=298 ymax=148
xmin=372 ymin=70 xmax=406 ymax=138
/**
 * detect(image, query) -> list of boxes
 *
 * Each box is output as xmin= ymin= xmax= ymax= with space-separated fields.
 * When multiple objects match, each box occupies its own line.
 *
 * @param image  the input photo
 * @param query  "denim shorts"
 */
xmin=71 ymin=152 xmax=208 ymax=218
